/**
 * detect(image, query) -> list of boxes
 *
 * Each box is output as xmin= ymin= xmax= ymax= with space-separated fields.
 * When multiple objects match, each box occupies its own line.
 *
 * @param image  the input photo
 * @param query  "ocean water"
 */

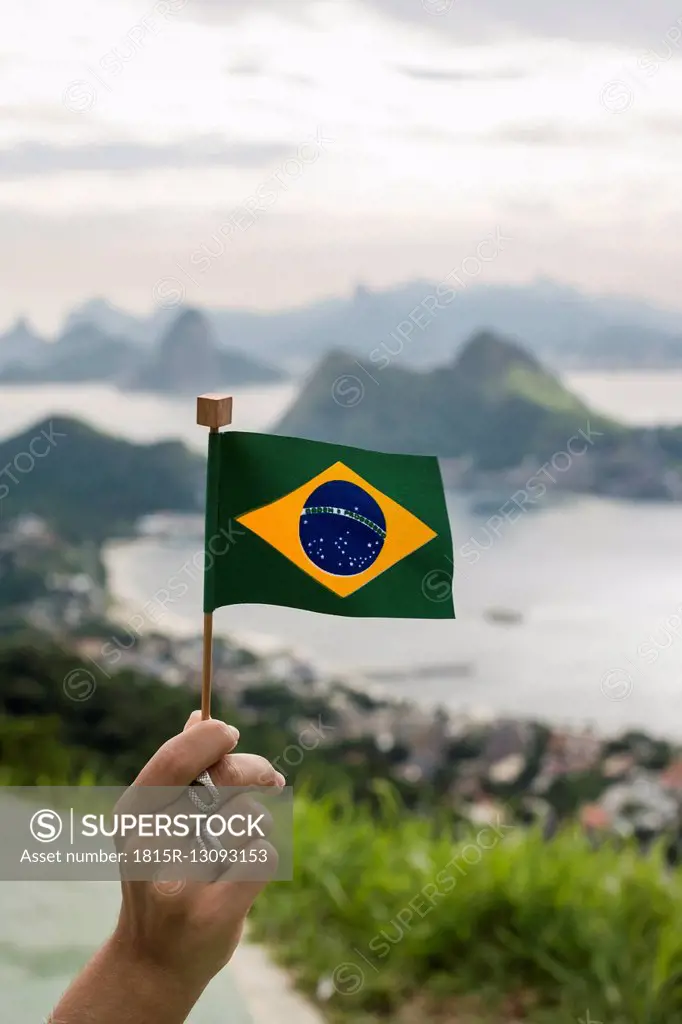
xmin=1 ymin=373 xmax=682 ymax=737
xmin=105 ymin=492 xmax=682 ymax=738
xmin=0 ymin=379 xmax=298 ymax=451
xmin=566 ymin=370 xmax=682 ymax=426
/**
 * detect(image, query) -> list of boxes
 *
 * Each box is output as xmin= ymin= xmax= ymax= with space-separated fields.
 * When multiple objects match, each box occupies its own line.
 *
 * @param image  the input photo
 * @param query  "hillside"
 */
xmin=129 ymin=308 xmax=284 ymax=393
xmin=277 ymin=331 xmax=618 ymax=467
xmin=0 ymin=417 xmax=202 ymax=540
xmin=276 ymin=331 xmax=682 ymax=499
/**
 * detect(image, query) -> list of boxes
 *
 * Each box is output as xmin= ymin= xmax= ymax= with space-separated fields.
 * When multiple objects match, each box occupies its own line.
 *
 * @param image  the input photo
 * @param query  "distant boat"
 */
xmin=484 ymin=608 xmax=524 ymax=626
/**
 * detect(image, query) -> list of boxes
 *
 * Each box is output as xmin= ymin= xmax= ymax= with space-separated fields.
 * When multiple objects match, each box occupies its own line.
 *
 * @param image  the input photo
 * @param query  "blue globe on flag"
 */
xmin=299 ymin=480 xmax=386 ymax=576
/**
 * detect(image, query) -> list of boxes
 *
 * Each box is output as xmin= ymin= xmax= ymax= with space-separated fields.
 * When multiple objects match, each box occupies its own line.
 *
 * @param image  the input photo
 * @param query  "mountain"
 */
xmin=39 ymin=279 xmax=682 ymax=376
xmin=0 ymin=323 xmax=138 ymax=383
xmin=128 ymin=308 xmax=284 ymax=393
xmin=266 ymin=279 xmax=682 ymax=371
xmin=61 ymin=298 xmax=154 ymax=345
xmin=276 ymin=331 xmax=682 ymax=500
xmin=10 ymin=278 xmax=682 ymax=380
xmin=0 ymin=318 xmax=47 ymax=372
xmin=66 ymin=296 xmax=347 ymax=367
xmin=278 ymin=331 xmax=615 ymax=465
xmin=0 ymin=308 xmax=284 ymax=390
xmin=171 ymin=279 xmax=682 ymax=370
xmin=0 ymin=417 xmax=202 ymax=541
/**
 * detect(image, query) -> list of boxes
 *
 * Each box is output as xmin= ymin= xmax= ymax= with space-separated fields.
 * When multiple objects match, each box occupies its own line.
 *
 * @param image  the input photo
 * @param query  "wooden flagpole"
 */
xmin=196 ymin=393 xmax=233 ymax=721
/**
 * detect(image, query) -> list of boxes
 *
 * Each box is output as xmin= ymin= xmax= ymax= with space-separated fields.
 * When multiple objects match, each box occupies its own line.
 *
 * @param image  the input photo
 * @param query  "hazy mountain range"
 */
xmin=0 ymin=309 xmax=283 ymax=392
xmin=1 ymin=278 xmax=682 ymax=384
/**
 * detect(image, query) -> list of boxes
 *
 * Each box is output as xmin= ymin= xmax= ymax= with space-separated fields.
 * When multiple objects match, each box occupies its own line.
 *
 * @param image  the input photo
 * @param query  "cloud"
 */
xmin=0 ymin=138 xmax=292 ymax=179
xmin=384 ymin=121 xmax=630 ymax=148
xmin=0 ymin=104 xmax=91 ymax=126
xmin=491 ymin=118 xmax=682 ymax=147
xmin=225 ymin=62 xmax=313 ymax=85
xmin=490 ymin=122 xmax=628 ymax=147
xmin=282 ymin=73 xmax=314 ymax=85
xmin=396 ymin=66 xmax=526 ymax=82
xmin=365 ymin=0 xmax=682 ymax=47
xmin=108 ymin=0 xmax=682 ymax=48
xmin=187 ymin=0 xmax=312 ymax=24
xmin=637 ymin=115 xmax=682 ymax=137
xmin=226 ymin=61 xmax=263 ymax=75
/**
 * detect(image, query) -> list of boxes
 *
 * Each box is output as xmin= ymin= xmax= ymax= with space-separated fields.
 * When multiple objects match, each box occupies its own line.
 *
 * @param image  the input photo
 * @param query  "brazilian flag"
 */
xmin=203 ymin=431 xmax=455 ymax=619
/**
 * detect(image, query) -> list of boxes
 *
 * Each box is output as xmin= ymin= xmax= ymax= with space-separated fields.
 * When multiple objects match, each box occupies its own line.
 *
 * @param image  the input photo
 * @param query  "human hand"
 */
xmin=52 ymin=714 xmax=284 ymax=1024
xmin=115 ymin=713 xmax=283 ymax=989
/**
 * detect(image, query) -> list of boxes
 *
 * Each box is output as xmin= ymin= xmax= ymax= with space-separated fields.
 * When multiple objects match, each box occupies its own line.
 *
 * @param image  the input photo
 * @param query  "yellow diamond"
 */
xmin=236 ymin=461 xmax=437 ymax=597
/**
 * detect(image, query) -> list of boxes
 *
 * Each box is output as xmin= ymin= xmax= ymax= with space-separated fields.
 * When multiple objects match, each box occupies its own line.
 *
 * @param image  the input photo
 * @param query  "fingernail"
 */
xmin=275 ymin=772 xmax=286 ymax=788
xmin=220 ymin=722 xmax=240 ymax=742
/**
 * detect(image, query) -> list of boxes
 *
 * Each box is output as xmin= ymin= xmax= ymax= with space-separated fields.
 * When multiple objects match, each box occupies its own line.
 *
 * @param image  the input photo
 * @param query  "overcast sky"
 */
xmin=2 ymin=0 xmax=682 ymax=332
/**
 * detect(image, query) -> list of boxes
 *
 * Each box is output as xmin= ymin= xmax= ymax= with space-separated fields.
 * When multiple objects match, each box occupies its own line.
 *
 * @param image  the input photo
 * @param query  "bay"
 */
xmin=1 ymin=372 xmax=682 ymax=740
xmin=0 ymin=380 xmax=298 ymax=451
xmin=105 ymin=492 xmax=682 ymax=737
xmin=566 ymin=370 xmax=682 ymax=425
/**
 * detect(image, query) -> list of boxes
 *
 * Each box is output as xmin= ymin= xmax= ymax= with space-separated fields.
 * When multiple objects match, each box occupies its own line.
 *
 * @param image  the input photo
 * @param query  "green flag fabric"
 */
xmin=203 ymin=430 xmax=454 ymax=619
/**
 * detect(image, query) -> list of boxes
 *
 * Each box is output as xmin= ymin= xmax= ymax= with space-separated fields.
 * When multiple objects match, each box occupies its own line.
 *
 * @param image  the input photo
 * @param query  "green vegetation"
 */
xmin=0 ymin=635 xmax=206 ymax=783
xmin=0 ymin=555 xmax=49 ymax=611
xmin=0 ymin=716 xmax=100 ymax=785
xmin=0 ymin=638 xmax=438 ymax=808
xmin=506 ymin=364 xmax=588 ymax=414
xmin=0 ymin=538 xmax=103 ymax=615
xmin=253 ymin=792 xmax=682 ymax=1023
xmin=3 ymin=635 xmax=682 ymax=1022
xmin=0 ymin=416 xmax=202 ymax=541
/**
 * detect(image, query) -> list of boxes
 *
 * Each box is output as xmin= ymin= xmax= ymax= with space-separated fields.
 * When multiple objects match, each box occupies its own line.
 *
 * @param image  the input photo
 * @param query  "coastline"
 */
xmin=96 ymin=583 xmax=676 ymax=749
xmin=69 ymin=595 xmax=682 ymax=852
xmin=102 ymin=516 xmax=682 ymax=741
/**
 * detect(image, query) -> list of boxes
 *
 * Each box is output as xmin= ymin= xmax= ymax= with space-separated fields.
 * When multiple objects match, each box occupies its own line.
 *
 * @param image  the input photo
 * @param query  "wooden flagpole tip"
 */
xmin=197 ymin=394 xmax=233 ymax=430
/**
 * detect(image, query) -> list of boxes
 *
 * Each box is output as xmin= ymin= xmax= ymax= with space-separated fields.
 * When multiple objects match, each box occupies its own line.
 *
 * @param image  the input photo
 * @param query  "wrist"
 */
xmin=110 ymin=924 xmax=209 ymax=992
xmin=51 ymin=929 xmax=208 ymax=1024
xmin=95 ymin=930 xmax=208 ymax=1022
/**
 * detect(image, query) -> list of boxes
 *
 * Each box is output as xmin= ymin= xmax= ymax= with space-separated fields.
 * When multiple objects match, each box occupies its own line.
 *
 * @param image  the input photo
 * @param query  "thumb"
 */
xmin=184 ymin=710 xmax=204 ymax=732
xmin=184 ymin=712 xmax=241 ymax=746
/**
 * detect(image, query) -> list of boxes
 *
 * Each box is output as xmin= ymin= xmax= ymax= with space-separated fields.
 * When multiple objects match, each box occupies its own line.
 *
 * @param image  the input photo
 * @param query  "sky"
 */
xmin=2 ymin=0 xmax=682 ymax=332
